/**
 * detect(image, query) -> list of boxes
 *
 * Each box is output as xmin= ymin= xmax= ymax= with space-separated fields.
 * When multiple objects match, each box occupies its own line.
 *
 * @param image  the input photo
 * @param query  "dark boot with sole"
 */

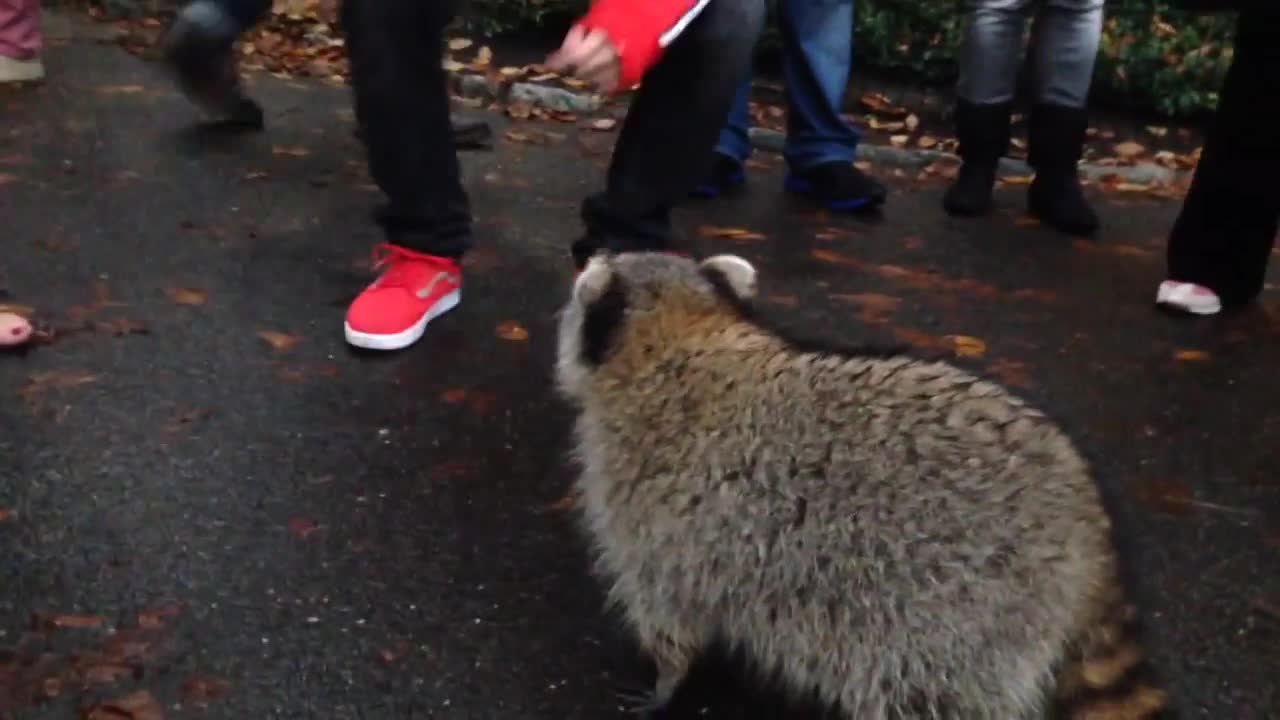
xmin=1026 ymin=103 xmax=1099 ymax=236
xmin=943 ymin=100 xmax=1012 ymax=217
xmin=163 ymin=0 xmax=265 ymax=129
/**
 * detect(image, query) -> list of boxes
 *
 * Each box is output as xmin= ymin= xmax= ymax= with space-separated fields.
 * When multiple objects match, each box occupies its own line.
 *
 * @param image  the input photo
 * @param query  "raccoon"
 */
xmin=555 ymin=252 xmax=1172 ymax=720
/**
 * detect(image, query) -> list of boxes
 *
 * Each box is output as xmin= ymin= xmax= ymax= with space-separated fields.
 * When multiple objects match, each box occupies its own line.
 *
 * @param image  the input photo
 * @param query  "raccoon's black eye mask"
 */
xmin=580 ymin=273 xmax=628 ymax=367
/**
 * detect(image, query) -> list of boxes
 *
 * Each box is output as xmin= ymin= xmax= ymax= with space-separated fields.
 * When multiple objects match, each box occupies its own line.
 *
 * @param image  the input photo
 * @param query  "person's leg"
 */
xmin=340 ymin=0 xmax=471 ymax=351
xmin=1160 ymin=7 xmax=1280 ymax=314
xmin=943 ymin=0 xmax=1029 ymax=217
xmin=690 ymin=76 xmax=752 ymax=198
xmin=778 ymin=0 xmax=885 ymax=211
xmin=1024 ymin=0 xmax=1104 ymax=236
xmin=162 ymin=0 xmax=271 ymax=127
xmin=0 ymin=0 xmax=44 ymax=84
xmin=574 ymin=0 xmax=768 ymax=266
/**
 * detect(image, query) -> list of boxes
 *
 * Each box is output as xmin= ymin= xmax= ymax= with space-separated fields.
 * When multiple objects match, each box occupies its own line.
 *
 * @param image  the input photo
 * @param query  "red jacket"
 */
xmin=574 ymin=0 xmax=712 ymax=91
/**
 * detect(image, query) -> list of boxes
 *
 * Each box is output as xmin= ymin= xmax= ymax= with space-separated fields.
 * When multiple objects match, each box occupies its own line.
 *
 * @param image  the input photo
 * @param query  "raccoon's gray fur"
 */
xmin=555 ymin=252 xmax=1170 ymax=720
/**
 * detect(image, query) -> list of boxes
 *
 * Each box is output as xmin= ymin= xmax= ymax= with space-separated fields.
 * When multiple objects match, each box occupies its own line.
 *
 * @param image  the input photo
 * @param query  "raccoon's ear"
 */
xmin=699 ymin=255 xmax=758 ymax=301
xmin=573 ymin=254 xmax=615 ymax=307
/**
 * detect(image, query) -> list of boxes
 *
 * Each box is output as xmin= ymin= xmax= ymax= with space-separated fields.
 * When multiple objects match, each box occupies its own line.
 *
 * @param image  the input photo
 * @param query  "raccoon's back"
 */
xmin=575 ymin=350 xmax=1116 ymax=689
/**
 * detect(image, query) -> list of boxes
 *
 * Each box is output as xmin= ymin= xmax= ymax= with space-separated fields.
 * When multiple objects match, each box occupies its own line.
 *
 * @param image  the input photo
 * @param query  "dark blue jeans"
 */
xmin=714 ymin=0 xmax=859 ymax=171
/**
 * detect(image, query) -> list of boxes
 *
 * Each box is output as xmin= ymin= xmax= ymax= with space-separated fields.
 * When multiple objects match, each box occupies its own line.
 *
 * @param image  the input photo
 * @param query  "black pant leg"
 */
xmin=575 ymin=0 xmax=767 ymax=263
xmin=341 ymin=0 xmax=472 ymax=258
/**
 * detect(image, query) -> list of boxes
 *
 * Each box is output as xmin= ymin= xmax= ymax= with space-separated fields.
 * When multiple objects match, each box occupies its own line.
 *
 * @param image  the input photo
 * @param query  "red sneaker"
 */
xmin=344 ymin=244 xmax=462 ymax=351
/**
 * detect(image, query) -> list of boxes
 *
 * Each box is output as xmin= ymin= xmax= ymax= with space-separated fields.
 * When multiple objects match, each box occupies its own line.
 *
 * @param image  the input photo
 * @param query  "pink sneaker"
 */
xmin=344 ymin=244 xmax=461 ymax=351
xmin=1156 ymin=280 xmax=1222 ymax=316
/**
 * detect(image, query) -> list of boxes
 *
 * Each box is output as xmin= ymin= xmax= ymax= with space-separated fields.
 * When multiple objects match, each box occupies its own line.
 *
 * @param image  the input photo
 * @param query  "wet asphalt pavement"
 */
xmin=1 ymin=29 xmax=1279 ymax=720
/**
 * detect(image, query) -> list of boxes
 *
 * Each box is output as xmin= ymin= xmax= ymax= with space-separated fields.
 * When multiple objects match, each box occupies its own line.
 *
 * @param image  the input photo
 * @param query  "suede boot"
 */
xmin=943 ymin=100 xmax=1012 ymax=217
xmin=1027 ymin=103 xmax=1099 ymax=236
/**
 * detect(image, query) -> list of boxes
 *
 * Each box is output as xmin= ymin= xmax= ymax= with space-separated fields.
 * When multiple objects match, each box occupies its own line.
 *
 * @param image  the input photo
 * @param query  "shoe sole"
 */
xmin=343 ymin=289 xmax=461 ymax=351
xmin=1155 ymin=283 xmax=1222 ymax=316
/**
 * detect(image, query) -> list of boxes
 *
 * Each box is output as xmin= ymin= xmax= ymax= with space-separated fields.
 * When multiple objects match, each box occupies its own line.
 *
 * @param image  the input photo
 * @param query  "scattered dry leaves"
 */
xmin=495 ymin=321 xmax=529 ymax=342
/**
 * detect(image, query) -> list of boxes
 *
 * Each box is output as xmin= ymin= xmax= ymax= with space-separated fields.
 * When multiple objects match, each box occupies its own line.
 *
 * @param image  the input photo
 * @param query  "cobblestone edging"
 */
xmin=452 ymin=71 xmax=1192 ymax=186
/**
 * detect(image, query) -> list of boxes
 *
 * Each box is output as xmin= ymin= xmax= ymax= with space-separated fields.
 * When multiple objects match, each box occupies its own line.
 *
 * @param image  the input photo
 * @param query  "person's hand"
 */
xmin=546 ymin=25 xmax=621 ymax=93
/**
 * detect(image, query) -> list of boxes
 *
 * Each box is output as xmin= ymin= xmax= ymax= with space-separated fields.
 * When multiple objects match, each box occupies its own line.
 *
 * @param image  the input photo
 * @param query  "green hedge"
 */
xmin=457 ymin=0 xmax=1236 ymax=119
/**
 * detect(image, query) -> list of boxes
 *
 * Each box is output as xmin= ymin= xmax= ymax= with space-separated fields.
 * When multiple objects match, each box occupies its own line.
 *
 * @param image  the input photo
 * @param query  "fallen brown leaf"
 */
xmin=94 ymin=318 xmax=150 ymax=337
xmin=0 ymin=172 xmax=17 ymax=185
xmin=180 ymin=675 xmax=231 ymax=705
xmin=86 ymin=689 xmax=164 ymax=720
xmin=82 ymin=662 xmax=135 ymax=685
xmin=696 ymin=225 xmax=767 ymax=241
xmin=1134 ymin=478 xmax=1193 ymax=516
xmin=287 ymin=516 xmax=320 ymax=540
xmin=271 ymin=145 xmax=310 ymax=157
xmin=447 ymin=37 xmax=472 ymax=51
xmin=440 ymin=388 xmax=468 ymax=405
xmin=468 ymin=390 xmax=497 ymax=418
xmin=889 ymin=135 xmax=909 ymax=149
xmin=916 ymin=135 xmax=938 ymax=149
xmin=985 ymin=359 xmax=1033 ymax=389
xmin=48 ymin=614 xmax=105 ymax=629
xmin=546 ymin=487 xmax=581 ymax=512
xmin=866 ymin=117 xmax=905 ymax=132
xmin=0 ymin=507 xmax=12 ymax=523
xmin=831 ymin=292 xmax=900 ymax=324
xmin=165 ymin=288 xmax=207 ymax=306
xmin=859 ymin=92 xmax=907 ymax=117
xmin=589 ymin=117 xmax=617 ymax=131
xmin=378 ymin=640 xmax=413 ymax=664
xmin=96 ymin=84 xmax=145 ymax=95
xmin=1173 ymin=349 xmax=1210 ymax=362
xmin=495 ymin=320 xmax=529 ymax=342
xmin=257 ymin=330 xmax=301 ymax=352
xmin=1113 ymin=141 xmax=1146 ymax=160
xmin=19 ymin=371 xmax=99 ymax=401
xmin=137 ymin=603 xmax=184 ymax=630
xmin=947 ymin=335 xmax=987 ymax=358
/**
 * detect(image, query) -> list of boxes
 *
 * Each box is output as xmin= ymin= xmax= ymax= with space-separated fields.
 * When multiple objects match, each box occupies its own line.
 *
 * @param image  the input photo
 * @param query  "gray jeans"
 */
xmin=956 ymin=0 xmax=1105 ymax=108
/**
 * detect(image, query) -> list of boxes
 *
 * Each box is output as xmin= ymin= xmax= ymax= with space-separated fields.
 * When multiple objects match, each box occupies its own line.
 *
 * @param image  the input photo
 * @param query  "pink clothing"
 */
xmin=0 ymin=0 xmax=41 ymax=61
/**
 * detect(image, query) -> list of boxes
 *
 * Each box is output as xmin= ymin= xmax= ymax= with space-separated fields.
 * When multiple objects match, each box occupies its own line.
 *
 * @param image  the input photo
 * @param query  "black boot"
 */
xmin=1027 ymin=103 xmax=1099 ymax=236
xmin=162 ymin=1 xmax=264 ymax=129
xmin=943 ymin=100 xmax=1012 ymax=217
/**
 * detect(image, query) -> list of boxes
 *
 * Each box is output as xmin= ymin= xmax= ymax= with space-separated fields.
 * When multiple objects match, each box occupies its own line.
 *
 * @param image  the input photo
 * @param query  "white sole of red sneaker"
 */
xmin=1155 ymin=281 xmax=1222 ymax=316
xmin=343 ymin=289 xmax=461 ymax=351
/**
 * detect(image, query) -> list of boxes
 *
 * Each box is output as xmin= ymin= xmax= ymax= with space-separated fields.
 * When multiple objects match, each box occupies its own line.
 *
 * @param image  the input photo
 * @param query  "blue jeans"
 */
xmin=714 ymin=0 xmax=859 ymax=171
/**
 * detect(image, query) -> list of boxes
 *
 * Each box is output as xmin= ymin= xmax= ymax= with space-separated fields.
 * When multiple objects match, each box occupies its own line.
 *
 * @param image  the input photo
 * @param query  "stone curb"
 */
xmin=452 ymin=71 xmax=1192 ymax=187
